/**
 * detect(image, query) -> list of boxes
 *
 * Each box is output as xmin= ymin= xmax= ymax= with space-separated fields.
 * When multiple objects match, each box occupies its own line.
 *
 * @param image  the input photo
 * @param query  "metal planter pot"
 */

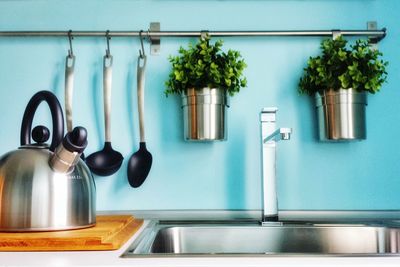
xmin=315 ymin=88 xmax=367 ymax=141
xmin=181 ymin=88 xmax=229 ymax=141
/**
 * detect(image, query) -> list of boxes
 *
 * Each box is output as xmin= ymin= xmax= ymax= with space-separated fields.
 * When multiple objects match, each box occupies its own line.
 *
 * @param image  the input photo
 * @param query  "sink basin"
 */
xmin=123 ymin=221 xmax=400 ymax=257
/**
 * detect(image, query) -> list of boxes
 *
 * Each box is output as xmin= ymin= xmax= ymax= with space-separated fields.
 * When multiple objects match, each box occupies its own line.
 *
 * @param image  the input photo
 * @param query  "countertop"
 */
xmin=2 ymin=210 xmax=400 ymax=267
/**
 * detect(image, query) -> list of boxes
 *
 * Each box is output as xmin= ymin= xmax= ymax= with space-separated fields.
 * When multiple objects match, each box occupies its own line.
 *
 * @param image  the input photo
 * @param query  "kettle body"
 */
xmin=0 ymin=148 xmax=96 ymax=231
xmin=0 ymin=91 xmax=96 ymax=231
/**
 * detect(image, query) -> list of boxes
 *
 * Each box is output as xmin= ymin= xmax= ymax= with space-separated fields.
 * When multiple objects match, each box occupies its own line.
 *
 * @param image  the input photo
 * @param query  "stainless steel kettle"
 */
xmin=0 ymin=91 xmax=96 ymax=231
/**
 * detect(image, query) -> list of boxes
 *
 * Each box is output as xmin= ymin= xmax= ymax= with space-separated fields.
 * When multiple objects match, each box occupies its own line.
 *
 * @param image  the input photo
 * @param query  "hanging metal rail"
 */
xmin=0 ymin=25 xmax=387 ymax=55
xmin=0 ymin=29 xmax=387 ymax=39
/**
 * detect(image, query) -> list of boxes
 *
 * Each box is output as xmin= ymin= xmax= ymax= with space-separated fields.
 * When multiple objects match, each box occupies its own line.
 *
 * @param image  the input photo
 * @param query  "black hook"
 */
xmin=147 ymin=29 xmax=152 ymax=42
xmin=139 ymin=30 xmax=145 ymax=58
xmin=105 ymin=30 xmax=111 ymax=57
xmin=68 ymin=30 xmax=74 ymax=57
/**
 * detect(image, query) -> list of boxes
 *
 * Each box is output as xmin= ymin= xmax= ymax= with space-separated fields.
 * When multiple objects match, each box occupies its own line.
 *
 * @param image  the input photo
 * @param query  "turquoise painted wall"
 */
xmin=0 ymin=0 xmax=399 ymax=211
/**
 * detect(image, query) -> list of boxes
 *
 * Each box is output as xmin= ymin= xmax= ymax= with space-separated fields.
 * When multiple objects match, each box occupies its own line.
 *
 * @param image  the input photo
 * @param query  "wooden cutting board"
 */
xmin=0 ymin=215 xmax=143 ymax=251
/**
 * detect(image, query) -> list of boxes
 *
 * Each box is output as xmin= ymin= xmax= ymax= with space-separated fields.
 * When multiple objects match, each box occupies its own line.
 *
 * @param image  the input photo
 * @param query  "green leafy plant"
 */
xmin=299 ymin=36 xmax=388 ymax=95
xmin=165 ymin=36 xmax=247 ymax=97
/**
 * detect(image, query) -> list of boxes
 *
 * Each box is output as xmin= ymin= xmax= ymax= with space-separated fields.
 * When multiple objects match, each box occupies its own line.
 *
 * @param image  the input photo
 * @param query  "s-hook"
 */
xmin=331 ymin=29 xmax=342 ymax=40
xmin=67 ymin=30 xmax=74 ymax=57
xmin=139 ymin=30 xmax=146 ymax=59
xmin=200 ymin=30 xmax=209 ymax=40
xmin=105 ymin=30 xmax=111 ymax=58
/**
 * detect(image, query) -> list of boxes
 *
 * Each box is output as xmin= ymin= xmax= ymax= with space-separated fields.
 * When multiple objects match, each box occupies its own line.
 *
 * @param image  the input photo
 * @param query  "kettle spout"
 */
xmin=49 ymin=127 xmax=88 ymax=173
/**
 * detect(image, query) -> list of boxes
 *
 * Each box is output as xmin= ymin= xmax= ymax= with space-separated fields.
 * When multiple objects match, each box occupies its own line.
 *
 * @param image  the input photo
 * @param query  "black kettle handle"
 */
xmin=20 ymin=91 xmax=64 ymax=152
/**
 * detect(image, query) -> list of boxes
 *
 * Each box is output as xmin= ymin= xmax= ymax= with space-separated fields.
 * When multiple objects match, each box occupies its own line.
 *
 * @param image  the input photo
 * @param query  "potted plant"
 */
xmin=299 ymin=36 xmax=388 ymax=141
xmin=165 ymin=36 xmax=247 ymax=141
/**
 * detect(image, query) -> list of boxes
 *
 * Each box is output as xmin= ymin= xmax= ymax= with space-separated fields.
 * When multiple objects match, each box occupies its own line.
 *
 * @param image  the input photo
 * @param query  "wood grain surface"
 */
xmin=0 ymin=215 xmax=143 ymax=251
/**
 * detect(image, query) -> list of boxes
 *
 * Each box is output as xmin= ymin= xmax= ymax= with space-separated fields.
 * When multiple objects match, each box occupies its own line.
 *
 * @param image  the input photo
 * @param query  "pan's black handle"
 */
xmin=20 ymin=91 xmax=64 ymax=152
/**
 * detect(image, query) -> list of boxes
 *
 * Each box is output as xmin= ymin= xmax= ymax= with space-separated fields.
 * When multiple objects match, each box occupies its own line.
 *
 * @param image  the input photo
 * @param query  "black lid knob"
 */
xmin=63 ymin=126 xmax=88 ymax=153
xmin=32 ymin=125 xmax=50 ymax=144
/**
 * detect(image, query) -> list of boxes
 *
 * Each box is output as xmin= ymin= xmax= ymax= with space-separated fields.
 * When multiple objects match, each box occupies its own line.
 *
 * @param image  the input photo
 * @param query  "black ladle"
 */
xmin=87 ymin=53 xmax=123 ymax=176
xmin=127 ymin=54 xmax=152 ymax=187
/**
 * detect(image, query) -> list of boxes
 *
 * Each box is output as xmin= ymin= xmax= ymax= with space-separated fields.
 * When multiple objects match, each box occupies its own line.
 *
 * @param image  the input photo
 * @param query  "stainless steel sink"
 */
xmin=122 ymin=221 xmax=400 ymax=257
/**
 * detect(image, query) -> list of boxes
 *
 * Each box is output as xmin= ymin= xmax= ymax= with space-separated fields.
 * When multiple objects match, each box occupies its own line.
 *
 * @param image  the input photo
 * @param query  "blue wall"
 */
xmin=0 ymin=0 xmax=399 ymax=211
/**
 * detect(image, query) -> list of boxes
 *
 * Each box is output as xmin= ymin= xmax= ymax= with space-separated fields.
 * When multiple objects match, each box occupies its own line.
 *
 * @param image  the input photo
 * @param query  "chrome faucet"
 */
xmin=260 ymin=107 xmax=292 ymax=225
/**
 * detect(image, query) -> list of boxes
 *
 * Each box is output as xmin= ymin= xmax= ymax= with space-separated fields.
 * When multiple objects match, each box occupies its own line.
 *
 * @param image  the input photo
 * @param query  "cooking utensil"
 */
xmin=86 ymin=53 xmax=123 ymax=176
xmin=127 ymin=54 xmax=153 ymax=188
xmin=65 ymin=34 xmax=75 ymax=133
xmin=0 ymin=90 xmax=96 ymax=231
xmin=65 ymin=34 xmax=86 ymax=160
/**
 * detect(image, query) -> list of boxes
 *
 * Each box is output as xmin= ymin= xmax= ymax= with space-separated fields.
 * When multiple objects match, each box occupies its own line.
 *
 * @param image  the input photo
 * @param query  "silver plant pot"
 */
xmin=181 ymin=88 xmax=229 ymax=141
xmin=315 ymin=88 xmax=367 ymax=141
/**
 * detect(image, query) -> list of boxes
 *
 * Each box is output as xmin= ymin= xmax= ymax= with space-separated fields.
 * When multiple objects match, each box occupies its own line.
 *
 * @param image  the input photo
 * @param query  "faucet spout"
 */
xmin=260 ymin=108 xmax=291 ymax=225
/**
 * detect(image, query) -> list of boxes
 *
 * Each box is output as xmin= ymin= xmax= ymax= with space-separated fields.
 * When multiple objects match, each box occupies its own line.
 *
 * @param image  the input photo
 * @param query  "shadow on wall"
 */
xmin=112 ymin=155 xmax=129 ymax=193
xmin=91 ymin=59 xmax=103 ymax=148
xmin=51 ymin=61 xmax=64 ymax=98
xmin=125 ymin=59 xmax=137 ymax=150
xmin=302 ymin=96 xmax=319 ymax=142
xmin=225 ymin=119 xmax=246 ymax=209
xmin=158 ymin=91 xmax=182 ymax=148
